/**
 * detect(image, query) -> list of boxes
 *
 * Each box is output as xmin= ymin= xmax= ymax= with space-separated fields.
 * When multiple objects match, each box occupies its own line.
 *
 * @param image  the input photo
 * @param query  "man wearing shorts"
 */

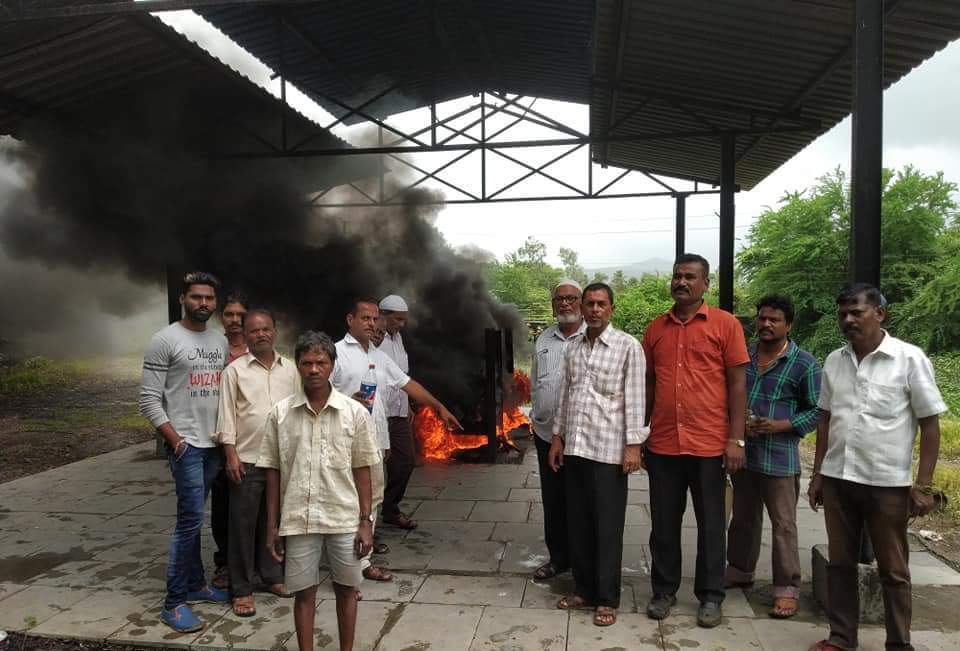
xmin=258 ymin=331 xmax=381 ymax=651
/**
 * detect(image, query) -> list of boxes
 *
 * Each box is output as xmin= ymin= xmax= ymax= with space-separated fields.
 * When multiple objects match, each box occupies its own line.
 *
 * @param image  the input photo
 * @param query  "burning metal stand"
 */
xmin=478 ymin=327 xmax=521 ymax=463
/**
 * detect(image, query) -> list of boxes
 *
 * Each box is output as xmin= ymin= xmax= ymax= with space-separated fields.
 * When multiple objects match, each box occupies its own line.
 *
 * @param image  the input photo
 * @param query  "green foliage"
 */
xmin=738 ymin=166 xmax=958 ymax=358
xmin=0 ymin=357 xmax=89 ymax=395
xmin=488 ymin=236 xmax=562 ymax=322
xmin=558 ymin=247 xmax=588 ymax=286
xmin=612 ymin=275 xmax=674 ymax=336
xmin=932 ymin=353 xmax=960 ymax=415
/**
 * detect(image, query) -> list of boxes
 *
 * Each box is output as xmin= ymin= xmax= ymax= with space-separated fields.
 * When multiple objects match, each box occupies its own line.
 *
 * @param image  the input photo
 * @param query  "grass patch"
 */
xmin=20 ymin=405 xmax=151 ymax=433
xmin=931 ymin=462 xmax=960 ymax=520
xmin=0 ymin=357 xmax=90 ymax=395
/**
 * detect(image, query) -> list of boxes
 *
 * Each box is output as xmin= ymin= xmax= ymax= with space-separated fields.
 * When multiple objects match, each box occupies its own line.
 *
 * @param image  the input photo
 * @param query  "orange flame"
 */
xmin=414 ymin=369 xmax=532 ymax=460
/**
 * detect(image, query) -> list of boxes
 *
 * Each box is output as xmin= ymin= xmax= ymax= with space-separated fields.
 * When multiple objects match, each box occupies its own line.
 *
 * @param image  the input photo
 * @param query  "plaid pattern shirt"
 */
xmin=553 ymin=324 xmax=649 ymax=465
xmin=745 ymin=340 xmax=822 ymax=476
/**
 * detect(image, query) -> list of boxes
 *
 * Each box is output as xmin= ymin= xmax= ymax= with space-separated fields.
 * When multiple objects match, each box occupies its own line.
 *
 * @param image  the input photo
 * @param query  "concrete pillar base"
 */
xmin=812 ymin=544 xmax=884 ymax=625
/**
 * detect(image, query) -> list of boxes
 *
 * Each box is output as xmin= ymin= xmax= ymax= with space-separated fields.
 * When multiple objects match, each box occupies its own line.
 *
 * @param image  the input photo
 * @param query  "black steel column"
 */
xmin=850 ymin=0 xmax=883 ymax=287
xmin=718 ymin=136 xmax=736 ymax=312
xmin=675 ymin=193 xmax=687 ymax=261
xmin=166 ymin=265 xmax=181 ymax=324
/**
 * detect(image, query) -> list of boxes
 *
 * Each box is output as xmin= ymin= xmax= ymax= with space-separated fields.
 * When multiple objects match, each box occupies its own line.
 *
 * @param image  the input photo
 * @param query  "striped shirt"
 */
xmin=745 ymin=340 xmax=821 ymax=476
xmin=530 ymin=321 xmax=587 ymax=442
xmin=553 ymin=324 xmax=649 ymax=465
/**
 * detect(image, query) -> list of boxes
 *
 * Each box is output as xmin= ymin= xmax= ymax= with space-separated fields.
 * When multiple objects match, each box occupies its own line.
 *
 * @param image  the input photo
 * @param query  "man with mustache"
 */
xmin=529 ymin=280 xmax=586 ymax=580
xmin=807 ymin=284 xmax=946 ymax=651
xmin=725 ymin=294 xmax=821 ymax=619
xmin=216 ymin=308 xmax=298 ymax=617
xmin=140 ymin=271 xmax=230 ymax=632
xmin=641 ymin=253 xmax=749 ymax=628
xmin=211 ymin=291 xmax=249 ymax=591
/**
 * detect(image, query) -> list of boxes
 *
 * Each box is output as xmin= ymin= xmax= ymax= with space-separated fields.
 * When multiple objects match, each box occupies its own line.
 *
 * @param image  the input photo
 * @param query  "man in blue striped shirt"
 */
xmin=725 ymin=294 xmax=821 ymax=619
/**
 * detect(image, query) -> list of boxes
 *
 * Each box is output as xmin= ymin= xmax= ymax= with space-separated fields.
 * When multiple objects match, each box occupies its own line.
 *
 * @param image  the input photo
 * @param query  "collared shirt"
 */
xmin=378 ymin=331 xmax=410 ymax=418
xmin=643 ymin=302 xmax=750 ymax=457
xmin=256 ymin=385 xmax=381 ymax=536
xmin=818 ymin=331 xmax=946 ymax=487
xmin=530 ymin=320 xmax=587 ymax=442
xmin=215 ymin=352 xmax=300 ymax=464
xmin=745 ymin=341 xmax=822 ymax=476
xmin=553 ymin=324 xmax=649 ymax=465
xmin=331 ymin=333 xmax=410 ymax=450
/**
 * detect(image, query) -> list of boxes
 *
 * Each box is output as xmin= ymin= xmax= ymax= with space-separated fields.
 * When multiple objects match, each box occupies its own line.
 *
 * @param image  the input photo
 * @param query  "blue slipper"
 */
xmin=160 ymin=604 xmax=203 ymax=633
xmin=186 ymin=584 xmax=229 ymax=604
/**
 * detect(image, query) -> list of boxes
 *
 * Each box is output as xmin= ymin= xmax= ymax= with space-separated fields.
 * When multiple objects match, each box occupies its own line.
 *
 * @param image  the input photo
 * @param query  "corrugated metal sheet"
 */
xmin=0 ymin=12 xmax=370 ymax=190
xmin=198 ymin=0 xmax=960 ymax=190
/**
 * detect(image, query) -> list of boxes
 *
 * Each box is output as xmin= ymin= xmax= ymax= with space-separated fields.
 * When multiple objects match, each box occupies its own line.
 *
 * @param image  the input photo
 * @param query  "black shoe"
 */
xmin=697 ymin=601 xmax=722 ymax=628
xmin=646 ymin=593 xmax=677 ymax=620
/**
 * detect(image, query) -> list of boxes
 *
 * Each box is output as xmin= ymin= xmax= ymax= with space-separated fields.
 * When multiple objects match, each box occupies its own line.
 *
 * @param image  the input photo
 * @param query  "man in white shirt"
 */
xmin=332 ymin=298 xmax=461 ymax=582
xmin=529 ymin=280 xmax=586 ymax=580
xmin=807 ymin=283 xmax=946 ymax=651
xmin=377 ymin=295 xmax=419 ymax=530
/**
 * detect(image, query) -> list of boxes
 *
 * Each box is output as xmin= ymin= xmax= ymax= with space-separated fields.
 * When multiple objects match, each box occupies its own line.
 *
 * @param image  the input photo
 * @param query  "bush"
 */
xmin=932 ymin=353 xmax=960 ymax=416
xmin=0 ymin=357 xmax=89 ymax=394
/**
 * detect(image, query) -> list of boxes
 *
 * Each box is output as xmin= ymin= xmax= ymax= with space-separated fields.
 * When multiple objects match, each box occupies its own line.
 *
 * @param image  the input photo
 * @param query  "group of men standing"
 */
xmin=531 ymin=253 xmax=946 ymax=651
xmin=140 ymin=272 xmax=457 ymax=651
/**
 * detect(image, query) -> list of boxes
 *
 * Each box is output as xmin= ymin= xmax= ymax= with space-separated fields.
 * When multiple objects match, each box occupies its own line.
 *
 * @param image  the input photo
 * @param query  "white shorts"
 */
xmin=284 ymin=533 xmax=362 ymax=592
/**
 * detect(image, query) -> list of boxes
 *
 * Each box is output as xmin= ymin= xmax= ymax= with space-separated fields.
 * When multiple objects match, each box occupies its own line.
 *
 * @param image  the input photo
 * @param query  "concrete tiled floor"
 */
xmin=1 ymin=441 xmax=958 ymax=650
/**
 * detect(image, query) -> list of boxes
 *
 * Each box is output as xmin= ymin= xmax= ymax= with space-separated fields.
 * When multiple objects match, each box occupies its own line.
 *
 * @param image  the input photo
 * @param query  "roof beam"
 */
xmin=0 ymin=0 xmax=316 ymax=21
xmin=602 ymin=0 xmax=631 ymax=166
xmin=276 ymin=14 xmax=360 ymax=96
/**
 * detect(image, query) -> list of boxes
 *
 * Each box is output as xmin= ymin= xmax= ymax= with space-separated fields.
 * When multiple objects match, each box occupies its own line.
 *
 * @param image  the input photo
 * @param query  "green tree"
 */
xmin=558 ymin=247 xmax=588 ymax=286
xmin=591 ymin=271 xmax=609 ymax=284
xmin=488 ymin=237 xmax=561 ymax=322
xmin=612 ymin=275 xmax=674 ymax=336
xmin=611 ymin=270 xmax=628 ymax=293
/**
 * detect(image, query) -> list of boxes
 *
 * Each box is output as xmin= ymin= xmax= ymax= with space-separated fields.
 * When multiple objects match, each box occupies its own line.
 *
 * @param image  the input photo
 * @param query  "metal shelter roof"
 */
xmin=0 ymin=10 xmax=370 ymax=190
xmin=193 ymin=0 xmax=960 ymax=190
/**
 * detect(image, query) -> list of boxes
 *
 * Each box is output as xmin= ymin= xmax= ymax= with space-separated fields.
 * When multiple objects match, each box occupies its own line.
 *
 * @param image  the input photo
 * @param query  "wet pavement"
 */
xmin=1 ymin=441 xmax=959 ymax=650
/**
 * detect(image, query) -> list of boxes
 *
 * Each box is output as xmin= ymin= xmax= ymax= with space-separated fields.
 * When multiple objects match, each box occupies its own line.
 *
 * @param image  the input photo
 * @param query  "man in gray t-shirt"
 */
xmin=139 ymin=271 xmax=229 ymax=633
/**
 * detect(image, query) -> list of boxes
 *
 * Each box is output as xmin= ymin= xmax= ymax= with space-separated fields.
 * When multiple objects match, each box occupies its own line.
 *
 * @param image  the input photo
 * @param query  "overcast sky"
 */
xmin=159 ymin=12 xmax=960 ymax=271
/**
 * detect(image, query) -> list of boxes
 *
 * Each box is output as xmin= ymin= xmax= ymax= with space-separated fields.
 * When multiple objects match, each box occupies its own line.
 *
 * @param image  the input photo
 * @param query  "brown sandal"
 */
xmin=231 ymin=595 xmax=256 ymax=618
xmin=264 ymin=583 xmax=292 ymax=598
xmin=770 ymin=596 xmax=798 ymax=619
xmin=383 ymin=514 xmax=418 ymax=530
xmin=556 ymin=595 xmax=592 ymax=610
xmin=363 ymin=565 xmax=394 ymax=582
xmin=594 ymin=606 xmax=617 ymax=626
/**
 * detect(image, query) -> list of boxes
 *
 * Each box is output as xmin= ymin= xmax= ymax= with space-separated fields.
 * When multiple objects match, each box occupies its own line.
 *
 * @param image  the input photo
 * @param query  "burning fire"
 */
xmin=414 ymin=369 xmax=532 ymax=460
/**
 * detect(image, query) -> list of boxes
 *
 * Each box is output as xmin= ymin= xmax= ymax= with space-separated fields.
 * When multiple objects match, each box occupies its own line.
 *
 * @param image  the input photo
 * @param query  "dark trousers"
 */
xmin=534 ymin=434 xmax=570 ymax=569
xmin=383 ymin=417 xmax=416 ymax=520
xmin=823 ymin=477 xmax=913 ymax=650
xmin=727 ymin=470 xmax=802 ymax=598
xmin=565 ymin=455 xmax=627 ymax=608
xmin=228 ymin=464 xmax=284 ymax=597
xmin=646 ymin=451 xmax=726 ymax=604
xmin=210 ymin=455 xmax=229 ymax=569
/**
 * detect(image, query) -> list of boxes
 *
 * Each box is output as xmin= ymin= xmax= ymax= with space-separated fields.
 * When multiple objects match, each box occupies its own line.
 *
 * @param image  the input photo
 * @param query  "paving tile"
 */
xmin=414 ymin=574 xmax=525 ymax=606
xmin=629 ymin=578 xmax=754 ymax=618
xmin=374 ymin=539 xmax=432 ymax=571
xmin=374 ymin=602 xmax=483 ymax=651
xmin=621 ymin=543 xmax=648 ymax=576
xmin=507 ymin=488 xmax=543 ymax=502
xmin=92 ymin=533 xmax=169 ymax=563
xmin=0 ymin=585 xmax=93 ymax=631
xmin=440 ymin=485 xmax=511 ymax=501
xmin=660 ymin=614 xmax=763 ymax=649
xmin=491 ymin=522 xmax=544 ymax=543
xmin=124 ymin=496 xmax=177 ymax=517
xmin=521 ymin=577 xmax=637 ymax=614
xmin=402 ymin=485 xmax=442 ymax=500
xmin=306 ymin=600 xmax=396 ymax=651
xmin=528 ymin=503 xmax=544 ymax=523
xmin=624 ymin=524 xmax=651 ymax=544
xmin=102 ymin=482 xmax=175 ymax=498
xmin=99 ymin=514 xmax=174 ymax=535
xmin=109 ymin=600 xmax=228 ymax=646
xmin=469 ymin=501 xmax=530 ymax=523
xmin=126 ymin=562 xmax=168 ymax=596
xmin=469 ymin=606 xmax=567 ymax=651
xmin=32 ymin=589 xmax=161 ymax=639
xmin=315 ymin=572 xmax=425 ymax=602
xmin=909 ymin=552 xmax=960 ymax=586
xmin=499 ymin=540 xmax=550 ymax=574
xmin=60 ymin=494 xmax=158 ymax=515
xmin=193 ymin=598 xmax=295 ymax=650
xmin=627 ymin=490 xmax=649 ymax=505
xmin=406 ymin=521 xmax=495 ymax=543
xmin=749 ymin=619 xmax=826 ymax=651
xmin=411 ymin=500 xmax=475 ymax=521
xmin=426 ymin=540 xmax=505 ymax=573
xmin=32 ymin=560 xmax=144 ymax=590
xmin=625 ymin=504 xmax=651 ymax=525
xmin=0 ymin=583 xmax=28 ymax=602
xmin=566 ymin=610 xmax=662 ymax=650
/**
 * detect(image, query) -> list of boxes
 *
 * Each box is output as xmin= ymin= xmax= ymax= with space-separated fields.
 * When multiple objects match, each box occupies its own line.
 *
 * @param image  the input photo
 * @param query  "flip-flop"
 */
xmin=263 ymin=583 xmax=292 ymax=598
xmin=363 ymin=566 xmax=394 ymax=582
xmin=594 ymin=606 xmax=617 ymax=627
xmin=533 ymin=562 xmax=563 ymax=580
xmin=769 ymin=596 xmax=798 ymax=619
xmin=383 ymin=514 xmax=418 ymax=530
xmin=556 ymin=595 xmax=592 ymax=610
xmin=373 ymin=542 xmax=390 ymax=554
xmin=807 ymin=641 xmax=846 ymax=651
xmin=232 ymin=595 xmax=256 ymax=618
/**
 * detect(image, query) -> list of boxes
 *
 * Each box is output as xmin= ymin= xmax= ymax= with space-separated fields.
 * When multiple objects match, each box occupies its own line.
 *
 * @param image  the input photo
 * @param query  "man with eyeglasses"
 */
xmin=529 ymin=280 xmax=586 ymax=580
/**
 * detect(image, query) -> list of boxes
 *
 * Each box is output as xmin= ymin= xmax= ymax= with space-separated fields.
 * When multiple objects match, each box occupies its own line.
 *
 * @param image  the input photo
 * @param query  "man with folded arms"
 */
xmin=807 ymin=283 xmax=946 ymax=651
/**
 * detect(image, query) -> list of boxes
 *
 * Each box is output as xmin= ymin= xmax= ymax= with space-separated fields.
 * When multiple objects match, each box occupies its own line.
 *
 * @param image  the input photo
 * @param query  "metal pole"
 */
xmin=481 ymin=91 xmax=486 ymax=201
xmin=675 ymin=193 xmax=687 ymax=261
xmin=849 ymin=0 xmax=883 ymax=288
xmin=719 ymin=136 xmax=736 ymax=312
xmin=431 ymin=103 xmax=437 ymax=147
xmin=166 ymin=265 xmax=181 ymax=324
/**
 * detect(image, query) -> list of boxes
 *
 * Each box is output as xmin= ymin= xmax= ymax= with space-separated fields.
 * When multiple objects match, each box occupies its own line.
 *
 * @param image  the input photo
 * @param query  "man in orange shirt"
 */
xmin=641 ymin=253 xmax=749 ymax=628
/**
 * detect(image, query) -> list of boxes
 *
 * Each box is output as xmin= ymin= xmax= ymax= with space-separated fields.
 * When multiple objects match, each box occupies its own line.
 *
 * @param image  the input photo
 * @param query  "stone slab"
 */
xmin=440 ymin=485 xmax=511 ymax=501
xmin=507 ymin=488 xmax=543 ymax=502
xmin=427 ymin=540 xmax=505 ymax=573
xmin=0 ymin=582 xmax=27 ymax=602
xmin=193 ymin=598 xmax=295 ymax=650
xmin=92 ymin=533 xmax=169 ymax=563
xmin=316 ymin=572 xmax=425 ymax=602
xmin=499 ymin=540 xmax=550 ymax=574
xmin=406 ymin=521 xmax=496 ymax=544
xmin=32 ymin=589 xmax=161 ymax=639
xmin=125 ymin=496 xmax=178 ymax=517
xmin=625 ymin=504 xmax=651 ymax=525
xmin=469 ymin=606 xmax=567 ymax=651
xmin=374 ymin=602 xmax=483 ymax=651
xmin=109 ymin=599 xmax=228 ymax=647
xmin=469 ymin=501 xmax=531 ymax=523
xmin=308 ymin=600 xmax=396 ymax=651
xmin=414 ymin=574 xmax=524 ymax=606
xmin=412 ymin=500 xmax=476 ymax=521
xmin=661 ymin=615 xmax=763 ymax=650
xmin=31 ymin=559 xmax=144 ymax=590
xmin=629 ymin=578 xmax=754 ymax=618
xmin=566 ymin=610 xmax=662 ymax=650
xmin=909 ymin=551 xmax=960 ymax=586
xmin=0 ymin=585 xmax=93 ymax=631
xmin=99 ymin=514 xmax=174 ymax=535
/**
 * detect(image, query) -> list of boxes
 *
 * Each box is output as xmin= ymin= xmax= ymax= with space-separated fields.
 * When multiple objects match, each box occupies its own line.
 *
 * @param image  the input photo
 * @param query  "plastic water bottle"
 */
xmin=359 ymin=363 xmax=377 ymax=413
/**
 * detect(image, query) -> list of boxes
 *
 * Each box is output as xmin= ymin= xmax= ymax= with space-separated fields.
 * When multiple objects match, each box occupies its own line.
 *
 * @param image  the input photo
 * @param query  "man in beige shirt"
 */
xmin=258 ymin=331 xmax=380 ymax=651
xmin=216 ymin=309 xmax=299 ymax=617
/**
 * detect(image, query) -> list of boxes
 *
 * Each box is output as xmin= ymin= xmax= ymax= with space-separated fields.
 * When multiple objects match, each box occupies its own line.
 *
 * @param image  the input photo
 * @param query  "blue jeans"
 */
xmin=165 ymin=443 xmax=221 ymax=610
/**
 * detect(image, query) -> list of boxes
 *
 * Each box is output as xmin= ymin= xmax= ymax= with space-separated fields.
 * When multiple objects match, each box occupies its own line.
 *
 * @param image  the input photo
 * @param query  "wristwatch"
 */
xmin=729 ymin=439 xmax=745 ymax=448
xmin=359 ymin=513 xmax=375 ymax=523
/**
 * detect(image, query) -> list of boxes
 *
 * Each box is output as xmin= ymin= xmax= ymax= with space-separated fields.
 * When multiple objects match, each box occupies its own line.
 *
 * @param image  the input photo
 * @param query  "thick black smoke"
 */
xmin=0 ymin=114 xmax=524 ymax=420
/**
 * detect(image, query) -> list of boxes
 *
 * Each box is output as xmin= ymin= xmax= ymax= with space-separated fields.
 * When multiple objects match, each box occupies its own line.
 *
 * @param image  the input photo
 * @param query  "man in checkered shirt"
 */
xmin=548 ymin=282 xmax=649 ymax=627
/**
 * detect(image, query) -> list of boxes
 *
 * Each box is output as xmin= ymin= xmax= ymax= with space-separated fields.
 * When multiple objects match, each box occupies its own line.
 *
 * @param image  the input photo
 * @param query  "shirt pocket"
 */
xmin=864 ymin=382 xmax=909 ymax=420
xmin=592 ymin=364 xmax=623 ymax=398
xmin=688 ymin=335 xmax=723 ymax=371
xmin=535 ymin=348 xmax=552 ymax=381
xmin=325 ymin=414 xmax=356 ymax=469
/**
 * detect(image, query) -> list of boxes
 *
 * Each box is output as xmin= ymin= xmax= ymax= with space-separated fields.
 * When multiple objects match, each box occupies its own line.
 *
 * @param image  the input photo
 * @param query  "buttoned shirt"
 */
xmin=643 ymin=302 xmax=750 ymax=457
xmin=818 ymin=331 xmax=946 ymax=487
xmin=256 ymin=385 xmax=381 ymax=536
xmin=214 ymin=352 xmax=300 ymax=464
xmin=530 ymin=320 xmax=587 ymax=442
xmin=745 ymin=341 xmax=821 ymax=476
xmin=331 ymin=333 xmax=410 ymax=450
xmin=553 ymin=324 xmax=649 ymax=465
xmin=378 ymin=331 xmax=410 ymax=418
